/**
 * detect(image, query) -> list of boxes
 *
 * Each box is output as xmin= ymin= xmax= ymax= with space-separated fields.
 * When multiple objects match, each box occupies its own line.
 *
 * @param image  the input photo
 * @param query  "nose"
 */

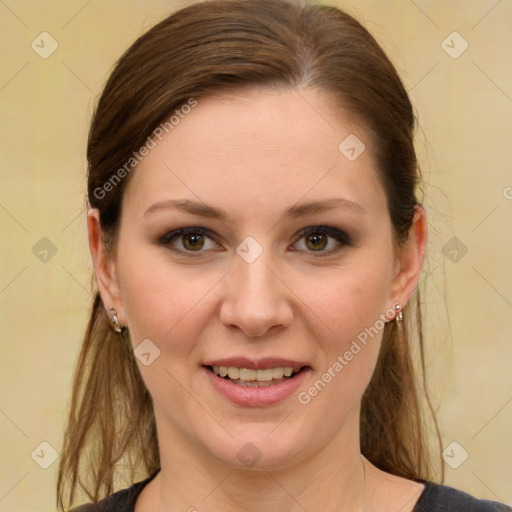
xmin=219 ymin=252 xmax=293 ymax=338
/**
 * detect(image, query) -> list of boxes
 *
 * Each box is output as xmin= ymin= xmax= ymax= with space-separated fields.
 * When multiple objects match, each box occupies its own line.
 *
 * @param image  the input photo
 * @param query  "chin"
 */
xmin=203 ymin=424 xmax=314 ymax=472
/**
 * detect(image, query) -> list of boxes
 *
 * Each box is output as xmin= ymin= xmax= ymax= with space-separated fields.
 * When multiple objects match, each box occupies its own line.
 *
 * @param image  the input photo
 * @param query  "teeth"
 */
xmin=256 ymin=369 xmax=273 ymax=382
xmin=210 ymin=365 xmax=302 ymax=382
xmin=272 ymin=367 xmax=284 ymax=379
xmin=227 ymin=367 xmax=239 ymax=379
xmin=239 ymin=368 xmax=257 ymax=380
xmin=233 ymin=379 xmax=285 ymax=387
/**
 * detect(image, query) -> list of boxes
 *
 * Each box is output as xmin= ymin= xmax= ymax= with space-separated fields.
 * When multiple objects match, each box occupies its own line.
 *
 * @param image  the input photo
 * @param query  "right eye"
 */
xmin=160 ymin=227 xmax=222 ymax=256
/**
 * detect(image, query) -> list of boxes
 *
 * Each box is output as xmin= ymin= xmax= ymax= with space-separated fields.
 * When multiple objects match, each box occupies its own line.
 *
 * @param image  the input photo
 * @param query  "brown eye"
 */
xmin=160 ymin=227 xmax=221 ymax=256
xmin=305 ymin=233 xmax=328 ymax=251
xmin=292 ymin=226 xmax=350 ymax=256
xmin=182 ymin=233 xmax=205 ymax=251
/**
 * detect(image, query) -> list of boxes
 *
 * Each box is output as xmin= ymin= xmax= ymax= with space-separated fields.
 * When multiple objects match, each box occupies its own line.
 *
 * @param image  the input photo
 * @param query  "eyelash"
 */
xmin=159 ymin=225 xmax=350 ymax=258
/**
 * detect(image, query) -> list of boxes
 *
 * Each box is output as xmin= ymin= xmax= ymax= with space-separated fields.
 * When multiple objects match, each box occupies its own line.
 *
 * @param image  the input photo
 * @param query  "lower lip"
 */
xmin=203 ymin=367 xmax=310 ymax=407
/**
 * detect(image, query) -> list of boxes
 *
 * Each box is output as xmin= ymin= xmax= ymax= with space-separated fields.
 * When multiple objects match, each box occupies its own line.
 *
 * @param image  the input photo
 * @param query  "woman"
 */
xmin=57 ymin=1 xmax=511 ymax=510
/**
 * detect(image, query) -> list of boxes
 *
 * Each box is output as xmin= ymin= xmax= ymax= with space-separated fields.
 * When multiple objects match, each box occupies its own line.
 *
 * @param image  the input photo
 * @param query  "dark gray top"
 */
xmin=71 ymin=472 xmax=511 ymax=511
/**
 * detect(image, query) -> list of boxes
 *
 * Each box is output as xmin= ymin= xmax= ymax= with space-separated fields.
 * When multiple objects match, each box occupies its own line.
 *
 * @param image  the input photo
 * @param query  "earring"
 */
xmin=109 ymin=306 xmax=123 ymax=333
xmin=394 ymin=303 xmax=403 ymax=323
xmin=393 ymin=303 xmax=406 ymax=351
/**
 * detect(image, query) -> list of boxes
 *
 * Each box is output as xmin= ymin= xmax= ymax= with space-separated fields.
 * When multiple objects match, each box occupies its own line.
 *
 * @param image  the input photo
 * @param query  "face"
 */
xmin=93 ymin=87 xmax=421 ymax=472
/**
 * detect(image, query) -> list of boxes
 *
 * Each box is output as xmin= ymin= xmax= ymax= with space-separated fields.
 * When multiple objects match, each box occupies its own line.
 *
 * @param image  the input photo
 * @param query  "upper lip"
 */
xmin=203 ymin=357 xmax=310 ymax=370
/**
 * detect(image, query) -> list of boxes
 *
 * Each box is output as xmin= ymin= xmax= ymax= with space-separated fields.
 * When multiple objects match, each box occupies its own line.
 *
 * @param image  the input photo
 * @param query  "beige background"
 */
xmin=0 ymin=0 xmax=510 ymax=510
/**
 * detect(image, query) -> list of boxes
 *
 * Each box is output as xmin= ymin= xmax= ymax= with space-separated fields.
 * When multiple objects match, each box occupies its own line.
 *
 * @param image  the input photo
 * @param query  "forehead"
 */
xmin=122 ymin=87 xmax=387 ymax=221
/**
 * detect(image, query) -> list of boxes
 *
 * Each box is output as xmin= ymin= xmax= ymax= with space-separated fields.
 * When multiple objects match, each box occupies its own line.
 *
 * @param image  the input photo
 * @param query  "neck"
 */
xmin=147 ymin=414 xmax=368 ymax=512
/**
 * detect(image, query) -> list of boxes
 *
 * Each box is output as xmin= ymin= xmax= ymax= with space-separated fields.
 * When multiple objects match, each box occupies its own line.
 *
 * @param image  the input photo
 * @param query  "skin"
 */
xmin=88 ymin=87 xmax=428 ymax=511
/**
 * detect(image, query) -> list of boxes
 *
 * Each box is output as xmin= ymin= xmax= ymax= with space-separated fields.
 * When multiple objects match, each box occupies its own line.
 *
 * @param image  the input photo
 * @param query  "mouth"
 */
xmin=202 ymin=358 xmax=311 ymax=407
xmin=205 ymin=365 xmax=306 ymax=388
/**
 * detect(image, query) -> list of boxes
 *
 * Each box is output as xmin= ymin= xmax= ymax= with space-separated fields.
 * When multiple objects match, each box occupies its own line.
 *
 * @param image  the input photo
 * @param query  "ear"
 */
xmin=389 ymin=204 xmax=428 ymax=308
xmin=87 ymin=207 xmax=125 ymax=324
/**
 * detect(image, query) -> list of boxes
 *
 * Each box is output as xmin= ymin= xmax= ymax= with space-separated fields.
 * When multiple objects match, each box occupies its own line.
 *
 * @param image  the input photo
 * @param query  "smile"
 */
xmin=203 ymin=363 xmax=310 ymax=406
xmin=208 ymin=365 xmax=303 ymax=387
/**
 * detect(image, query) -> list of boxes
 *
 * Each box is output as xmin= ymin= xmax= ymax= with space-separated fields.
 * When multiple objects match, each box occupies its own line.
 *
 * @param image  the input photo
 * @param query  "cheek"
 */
xmin=291 ymin=261 xmax=391 ymax=396
xmin=116 ymin=245 xmax=216 ymax=355
xmin=295 ymin=275 xmax=388 ymax=421
xmin=294 ymin=261 xmax=391 ymax=344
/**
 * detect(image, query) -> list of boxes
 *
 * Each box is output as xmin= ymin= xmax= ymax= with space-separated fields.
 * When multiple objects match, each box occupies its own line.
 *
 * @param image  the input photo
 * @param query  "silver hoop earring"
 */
xmin=109 ymin=306 xmax=123 ymax=333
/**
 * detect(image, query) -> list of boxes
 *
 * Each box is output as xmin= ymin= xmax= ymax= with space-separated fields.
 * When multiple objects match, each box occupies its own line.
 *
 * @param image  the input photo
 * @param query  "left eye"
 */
xmin=292 ymin=226 xmax=349 ymax=255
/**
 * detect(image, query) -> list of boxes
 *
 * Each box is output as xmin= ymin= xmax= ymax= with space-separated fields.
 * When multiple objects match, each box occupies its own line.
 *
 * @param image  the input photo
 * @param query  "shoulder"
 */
xmin=68 ymin=472 xmax=158 ymax=512
xmin=69 ymin=486 xmax=133 ymax=512
xmin=414 ymin=481 xmax=511 ymax=512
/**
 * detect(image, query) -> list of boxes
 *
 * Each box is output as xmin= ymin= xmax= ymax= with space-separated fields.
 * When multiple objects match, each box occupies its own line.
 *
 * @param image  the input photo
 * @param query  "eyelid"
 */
xmin=159 ymin=225 xmax=350 ymax=257
xmin=294 ymin=225 xmax=350 ymax=244
xmin=159 ymin=226 xmax=217 ymax=244
xmin=291 ymin=225 xmax=350 ymax=256
xmin=159 ymin=227 xmax=223 ymax=256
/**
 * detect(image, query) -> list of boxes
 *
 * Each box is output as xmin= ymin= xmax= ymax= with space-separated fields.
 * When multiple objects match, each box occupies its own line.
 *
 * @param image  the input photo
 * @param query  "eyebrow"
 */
xmin=143 ymin=197 xmax=366 ymax=221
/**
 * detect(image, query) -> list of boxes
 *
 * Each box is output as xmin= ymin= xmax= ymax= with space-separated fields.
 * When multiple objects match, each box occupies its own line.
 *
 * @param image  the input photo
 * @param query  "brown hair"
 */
xmin=57 ymin=0 xmax=441 ymax=508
